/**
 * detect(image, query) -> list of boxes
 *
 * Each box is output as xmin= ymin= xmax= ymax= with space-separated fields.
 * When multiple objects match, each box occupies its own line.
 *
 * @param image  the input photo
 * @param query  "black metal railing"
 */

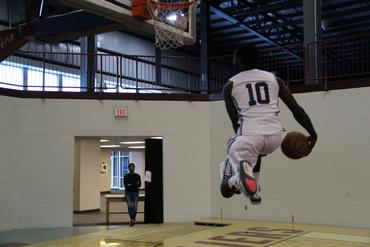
xmin=1 ymin=33 xmax=369 ymax=95
xmin=306 ymin=33 xmax=370 ymax=84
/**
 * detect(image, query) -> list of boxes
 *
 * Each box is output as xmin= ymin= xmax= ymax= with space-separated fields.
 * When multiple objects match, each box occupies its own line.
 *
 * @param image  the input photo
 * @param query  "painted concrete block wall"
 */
xmin=0 ymin=97 xmax=18 ymax=232
xmin=0 ymin=97 xmax=211 ymax=231
xmin=15 ymin=100 xmax=75 ymax=229
xmin=209 ymin=99 xmax=235 ymax=221
xmin=210 ymin=88 xmax=370 ymax=228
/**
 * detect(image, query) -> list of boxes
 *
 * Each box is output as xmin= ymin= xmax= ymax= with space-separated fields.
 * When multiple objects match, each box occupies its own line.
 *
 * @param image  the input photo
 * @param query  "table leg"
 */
xmin=106 ymin=199 xmax=109 ymax=225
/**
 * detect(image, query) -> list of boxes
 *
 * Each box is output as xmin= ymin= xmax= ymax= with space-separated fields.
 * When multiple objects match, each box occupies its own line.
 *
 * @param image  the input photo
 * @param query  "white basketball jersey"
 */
xmin=229 ymin=69 xmax=283 ymax=135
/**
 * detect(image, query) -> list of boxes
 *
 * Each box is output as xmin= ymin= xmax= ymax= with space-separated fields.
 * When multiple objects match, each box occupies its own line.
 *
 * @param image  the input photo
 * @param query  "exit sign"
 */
xmin=114 ymin=106 xmax=128 ymax=117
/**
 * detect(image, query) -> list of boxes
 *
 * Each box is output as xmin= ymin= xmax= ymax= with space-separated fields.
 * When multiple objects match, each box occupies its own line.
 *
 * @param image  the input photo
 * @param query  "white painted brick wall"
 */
xmin=0 ymin=97 xmax=19 ymax=232
xmin=0 ymin=97 xmax=211 ymax=230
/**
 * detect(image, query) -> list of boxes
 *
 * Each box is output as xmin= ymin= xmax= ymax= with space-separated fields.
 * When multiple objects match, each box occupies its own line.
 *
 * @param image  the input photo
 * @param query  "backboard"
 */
xmin=59 ymin=0 xmax=197 ymax=46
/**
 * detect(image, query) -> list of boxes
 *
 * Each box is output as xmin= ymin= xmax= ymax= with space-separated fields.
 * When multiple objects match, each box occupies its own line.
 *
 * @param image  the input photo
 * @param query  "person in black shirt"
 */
xmin=124 ymin=163 xmax=141 ymax=226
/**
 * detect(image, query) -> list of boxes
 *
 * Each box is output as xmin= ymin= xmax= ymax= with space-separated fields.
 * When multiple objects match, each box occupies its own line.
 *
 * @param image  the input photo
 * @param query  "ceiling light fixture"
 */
xmin=100 ymin=145 xmax=121 ymax=148
xmin=128 ymin=146 xmax=145 ymax=149
xmin=120 ymin=141 xmax=145 ymax=144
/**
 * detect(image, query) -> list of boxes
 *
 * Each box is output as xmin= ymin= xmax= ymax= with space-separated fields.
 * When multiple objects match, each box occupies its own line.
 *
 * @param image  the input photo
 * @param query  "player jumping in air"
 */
xmin=220 ymin=45 xmax=318 ymax=204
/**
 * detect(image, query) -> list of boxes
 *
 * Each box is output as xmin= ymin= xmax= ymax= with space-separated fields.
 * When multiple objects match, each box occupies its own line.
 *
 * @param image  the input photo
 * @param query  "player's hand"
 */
xmin=306 ymin=134 xmax=317 ymax=155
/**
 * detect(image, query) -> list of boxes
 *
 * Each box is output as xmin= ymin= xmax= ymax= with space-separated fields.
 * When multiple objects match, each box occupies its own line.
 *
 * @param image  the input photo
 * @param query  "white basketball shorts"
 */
xmin=226 ymin=132 xmax=284 ymax=174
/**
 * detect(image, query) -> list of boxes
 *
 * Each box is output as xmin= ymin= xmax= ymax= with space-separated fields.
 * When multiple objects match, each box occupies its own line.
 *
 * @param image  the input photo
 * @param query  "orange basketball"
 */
xmin=281 ymin=131 xmax=310 ymax=159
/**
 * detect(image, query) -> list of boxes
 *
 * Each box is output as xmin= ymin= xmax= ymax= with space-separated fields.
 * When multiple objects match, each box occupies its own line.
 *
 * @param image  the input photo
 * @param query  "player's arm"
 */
xmin=223 ymin=81 xmax=239 ymax=134
xmin=276 ymin=77 xmax=317 ymax=151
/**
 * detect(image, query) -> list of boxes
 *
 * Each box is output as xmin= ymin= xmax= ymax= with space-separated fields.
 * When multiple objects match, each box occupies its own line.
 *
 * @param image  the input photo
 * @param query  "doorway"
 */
xmin=73 ymin=136 xmax=163 ymax=226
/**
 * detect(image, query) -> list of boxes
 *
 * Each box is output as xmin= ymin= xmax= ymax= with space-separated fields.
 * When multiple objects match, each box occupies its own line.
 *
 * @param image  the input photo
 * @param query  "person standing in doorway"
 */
xmin=124 ymin=163 xmax=141 ymax=226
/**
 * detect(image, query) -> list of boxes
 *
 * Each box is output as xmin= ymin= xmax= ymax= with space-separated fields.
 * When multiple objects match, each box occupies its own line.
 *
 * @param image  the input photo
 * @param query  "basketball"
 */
xmin=281 ymin=131 xmax=310 ymax=159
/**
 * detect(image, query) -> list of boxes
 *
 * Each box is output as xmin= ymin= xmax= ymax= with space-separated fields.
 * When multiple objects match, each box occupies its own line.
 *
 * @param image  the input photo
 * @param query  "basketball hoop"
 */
xmin=147 ymin=0 xmax=199 ymax=49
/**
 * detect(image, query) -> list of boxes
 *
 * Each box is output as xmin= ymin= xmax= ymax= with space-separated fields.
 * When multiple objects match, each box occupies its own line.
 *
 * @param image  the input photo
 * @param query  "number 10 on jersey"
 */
xmin=246 ymin=82 xmax=270 ymax=106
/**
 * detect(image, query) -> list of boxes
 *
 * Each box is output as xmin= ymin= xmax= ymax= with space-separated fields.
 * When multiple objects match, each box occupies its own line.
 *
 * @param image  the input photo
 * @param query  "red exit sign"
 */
xmin=114 ymin=106 xmax=128 ymax=117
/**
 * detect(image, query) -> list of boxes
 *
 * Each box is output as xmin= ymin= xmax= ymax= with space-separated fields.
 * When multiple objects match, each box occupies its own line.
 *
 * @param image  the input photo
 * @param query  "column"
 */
xmin=80 ymin=36 xmax=97 ymax=92
xmin=304 ymin=0 xmax=322 ymax=85
xmin=200 ymin=0 xmax=209 ymax=94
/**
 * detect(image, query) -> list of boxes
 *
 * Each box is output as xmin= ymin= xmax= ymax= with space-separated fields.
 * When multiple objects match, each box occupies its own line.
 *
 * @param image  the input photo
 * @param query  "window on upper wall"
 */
xmin=27 ymin=70 xmax=59 ymax=91
xmin=62 ymin=74 xmax=81 ymax=92
xmin=101 ymin=80 xmax=119 ymax=93
xmin=0 ymin=60 xmax=82 ymax=92
xmin=0 ymin=62 xmax=24 ymax=90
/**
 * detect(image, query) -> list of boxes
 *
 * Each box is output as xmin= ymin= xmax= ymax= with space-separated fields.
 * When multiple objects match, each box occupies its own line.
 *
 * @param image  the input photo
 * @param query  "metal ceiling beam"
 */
xmin=213 ymin=36 xmax=265 ymax=46
xmin=212 ymin=36 xmax=267 ymax=46
xmin=211 ymin=31 xmax=299 ymax=45
xmin=209 ymin=21 xmax=237 ymax=30
xmin=33 ymin=11 xmax=119 ymax=42
xmin=210 ymin=16 xmax=302 ymax=33
xmin=322 ymin=0 xmax=370 ymax=13
xmin=210 ymin=30 xmax=255 ymax=38
xmin=324 ymin=26 xmax=370 ymax=37
xmin=324 ymin=7 xmax=370 ymax=20
xmin=210 ymin=5 xmax=278 ymax=46
xmin=208 ymin=11 xmax=303 ymax=33
xmin=209 ymin=4 xmax=303 ymax=61
xmin=228 ymin=1 xmax=301 ymax=18
xmin=220 ymin=42 xmax=277 ymax=53
xmin=248 ymin=19 xmax=302 ymax=32
xmin=212 ymin=34 xmax=298 ymax=47
xmin=213 ymin=36 xmax=293 ymax=49
xmin=329 ymin=15 xmax=370 ymax=28
xmin=209 ymin=14 xmax=231 ymax=23
xmin=245 ymin=12 xmax=302 ymax=43
xmin=326 ymin=22 xmax=370 ymax=34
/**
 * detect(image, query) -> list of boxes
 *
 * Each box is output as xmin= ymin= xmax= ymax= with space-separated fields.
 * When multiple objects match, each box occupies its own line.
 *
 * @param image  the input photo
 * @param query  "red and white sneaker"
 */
xmin=239 ymin=161 xmax=257 ymax=196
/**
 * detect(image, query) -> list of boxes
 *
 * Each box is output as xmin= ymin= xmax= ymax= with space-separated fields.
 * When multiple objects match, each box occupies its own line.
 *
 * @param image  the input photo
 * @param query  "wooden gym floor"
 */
xmin=23 ymin=219 xmax=369 ymax=247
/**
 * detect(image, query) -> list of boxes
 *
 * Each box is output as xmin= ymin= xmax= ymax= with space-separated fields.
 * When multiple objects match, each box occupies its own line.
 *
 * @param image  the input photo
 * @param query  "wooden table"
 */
xmin=105 ymin=194 xmax=145 ymax=224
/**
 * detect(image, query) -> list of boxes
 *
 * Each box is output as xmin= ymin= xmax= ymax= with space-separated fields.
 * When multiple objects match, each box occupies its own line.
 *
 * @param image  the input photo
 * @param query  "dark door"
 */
xmin=144 ymin=138 xmax=163 ymax=223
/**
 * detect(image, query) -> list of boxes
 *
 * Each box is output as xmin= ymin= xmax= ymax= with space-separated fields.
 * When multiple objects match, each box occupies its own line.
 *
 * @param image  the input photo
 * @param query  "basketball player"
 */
xmin=220 ymin=45 xmax=317 ymax=204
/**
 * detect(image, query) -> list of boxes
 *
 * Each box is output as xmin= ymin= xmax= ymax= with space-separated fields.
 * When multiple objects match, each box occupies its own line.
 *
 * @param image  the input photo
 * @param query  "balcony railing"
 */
xmin=1 ymin=33 xmax=369 ymax=95
xmin=306 ymin=33 xmax=370 ymax=84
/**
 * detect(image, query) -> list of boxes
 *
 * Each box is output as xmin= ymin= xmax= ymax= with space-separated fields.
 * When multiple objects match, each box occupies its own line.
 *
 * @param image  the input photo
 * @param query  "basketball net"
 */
xmin=147 ymin=0 xmax=199 ymax=49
